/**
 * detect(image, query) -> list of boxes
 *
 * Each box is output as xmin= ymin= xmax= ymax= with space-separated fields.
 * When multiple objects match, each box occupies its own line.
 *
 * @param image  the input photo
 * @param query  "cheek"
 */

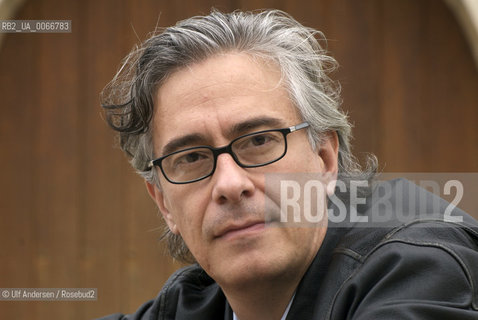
xmin=302 ymin=149 xmax=325 ymax=173
xmin=165 ymin=186 xmax=211 ymax=241
xmin=279 ymin=138 xmax=324 ymax=173
xmin=301 ymin=143 xmax=322 ymax=165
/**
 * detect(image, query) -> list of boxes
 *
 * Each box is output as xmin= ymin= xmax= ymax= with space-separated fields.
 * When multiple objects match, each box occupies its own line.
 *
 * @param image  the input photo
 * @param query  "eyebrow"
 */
xmin=226 ymin=116 xmax=285 ymax=137
xmin=160 ymin=116 xmax=286 ymax=156
xmin=161 ymin=134 xmax=205 ymax=156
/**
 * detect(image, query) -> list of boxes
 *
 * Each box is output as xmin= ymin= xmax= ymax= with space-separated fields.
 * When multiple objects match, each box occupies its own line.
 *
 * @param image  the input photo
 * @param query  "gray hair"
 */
xmin=101 ymin=9 xmax=377 ymax=263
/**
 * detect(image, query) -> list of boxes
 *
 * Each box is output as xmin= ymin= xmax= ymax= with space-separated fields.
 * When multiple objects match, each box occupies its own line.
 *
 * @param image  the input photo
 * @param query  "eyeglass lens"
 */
xmin=162 ymin=130 xmax=286 ymax=182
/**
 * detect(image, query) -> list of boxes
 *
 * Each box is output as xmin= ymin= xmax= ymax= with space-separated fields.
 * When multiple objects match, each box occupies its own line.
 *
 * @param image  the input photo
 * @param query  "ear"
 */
xmin=318 ymin=131 xmax=339 ymax=196
xmin=145 ymin=181 xmax=180 ymax=235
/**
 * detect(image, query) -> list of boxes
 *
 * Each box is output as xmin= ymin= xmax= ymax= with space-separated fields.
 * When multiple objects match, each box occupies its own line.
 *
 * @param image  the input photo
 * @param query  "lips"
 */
xmin=214 ymin=221 xmax=265 ymax=240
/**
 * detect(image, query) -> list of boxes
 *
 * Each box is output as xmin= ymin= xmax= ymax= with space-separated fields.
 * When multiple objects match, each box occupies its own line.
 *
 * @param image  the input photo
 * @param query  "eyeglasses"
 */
xmin=148 ymin=122 xmax=310 ymax=184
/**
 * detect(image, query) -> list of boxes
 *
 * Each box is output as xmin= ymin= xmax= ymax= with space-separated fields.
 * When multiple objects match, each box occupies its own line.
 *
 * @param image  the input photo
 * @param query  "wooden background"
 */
xmin=0 ymin=0 xmax=477 ymax=319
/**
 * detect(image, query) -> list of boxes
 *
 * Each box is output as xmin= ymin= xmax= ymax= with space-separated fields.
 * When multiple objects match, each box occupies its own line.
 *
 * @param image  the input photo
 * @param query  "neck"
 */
xmin=222 ymin=271 xmax=300 ymax=320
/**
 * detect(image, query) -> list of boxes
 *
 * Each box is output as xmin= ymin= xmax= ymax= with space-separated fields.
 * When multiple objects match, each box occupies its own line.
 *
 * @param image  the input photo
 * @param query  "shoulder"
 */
xmin=330 ymin=218 xmax=478 ymax=318
xmin=327 ymin=179 xmax=478 ymax=318
xmin=96 ymin=264 xmax=225 ymax=320
xmin=334 ymin=178 xmax=478 ymax=263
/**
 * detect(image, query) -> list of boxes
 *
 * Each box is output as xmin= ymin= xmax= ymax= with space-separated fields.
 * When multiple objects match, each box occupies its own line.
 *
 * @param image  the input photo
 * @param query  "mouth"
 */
xmin=215 ymin=221 xmax=266 ymax=240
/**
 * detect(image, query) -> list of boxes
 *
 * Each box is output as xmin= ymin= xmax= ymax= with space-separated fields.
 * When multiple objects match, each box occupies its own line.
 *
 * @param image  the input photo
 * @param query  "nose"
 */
xmin=211 ymin=153 xmax=255 ymax=204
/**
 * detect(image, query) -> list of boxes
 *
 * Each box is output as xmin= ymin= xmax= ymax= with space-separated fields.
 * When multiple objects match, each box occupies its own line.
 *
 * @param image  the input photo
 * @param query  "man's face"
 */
xmin=147 ymin=53 xmax=338 ymax=289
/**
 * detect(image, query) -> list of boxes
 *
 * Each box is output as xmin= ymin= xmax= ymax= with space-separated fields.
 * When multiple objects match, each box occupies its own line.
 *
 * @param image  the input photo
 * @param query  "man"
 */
xmin=100 ymin=9 xmax=478 ymax=320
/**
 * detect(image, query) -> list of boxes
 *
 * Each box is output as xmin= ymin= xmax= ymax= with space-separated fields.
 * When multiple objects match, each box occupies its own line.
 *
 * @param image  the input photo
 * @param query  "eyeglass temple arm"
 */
xmin=289 ymin=122 xmax=309 ymax=132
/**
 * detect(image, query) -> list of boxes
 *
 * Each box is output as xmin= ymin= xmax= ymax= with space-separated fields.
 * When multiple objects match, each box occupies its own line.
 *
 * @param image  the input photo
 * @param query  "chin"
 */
xmin=212 ymin=251 xmax=290 ymax=288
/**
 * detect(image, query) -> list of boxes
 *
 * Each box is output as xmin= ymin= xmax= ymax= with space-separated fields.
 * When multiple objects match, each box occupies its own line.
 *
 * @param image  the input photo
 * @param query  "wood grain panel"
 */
xmin=80 ymin=0 xmax=127 ymax=317
xmin=324 ymin=0 xmax=383 ymax=164
xmin=32 ymin=0 xmax=83 ymax=316
xmin=379 ymin=0 xmax=478 ymax=172
xmin=0 ymin=1 xmax=477 ymax=319
xmin=422 ymin=0 xmax=478 ymax=171
xmin=379 ymin=0 xmax=426 ymax=171
xmin=0 ymin=0 xmax=39 ymax=318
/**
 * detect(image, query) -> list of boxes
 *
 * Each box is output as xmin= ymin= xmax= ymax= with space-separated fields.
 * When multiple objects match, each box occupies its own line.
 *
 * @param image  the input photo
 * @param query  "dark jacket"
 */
xmin=99 ymin=179 xmax=478 ymax=319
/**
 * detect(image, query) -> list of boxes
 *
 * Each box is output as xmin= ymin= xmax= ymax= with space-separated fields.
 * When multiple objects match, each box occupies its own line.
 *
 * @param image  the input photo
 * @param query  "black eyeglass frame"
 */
xmin=148 ymin=122 xmax=310 ymax=184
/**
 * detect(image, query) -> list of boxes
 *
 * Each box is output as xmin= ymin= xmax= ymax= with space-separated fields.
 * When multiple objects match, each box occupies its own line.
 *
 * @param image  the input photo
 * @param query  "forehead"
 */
xmin=152 ymin=53 xmax=300 ymax=152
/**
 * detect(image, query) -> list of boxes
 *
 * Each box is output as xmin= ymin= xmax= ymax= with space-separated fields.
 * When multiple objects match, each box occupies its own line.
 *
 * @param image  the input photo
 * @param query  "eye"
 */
xmin=170 ymin=150 xmax=212 ymax=168
xmin=183 ymin=152 xmax=202 ymax=163
xmin=237 ymin=132 xmax=280 ymax=150
xmin=179 ymin=151 xmax=207 ymax=163
xmin=250 ymin=134 xmax=269 ymax=146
